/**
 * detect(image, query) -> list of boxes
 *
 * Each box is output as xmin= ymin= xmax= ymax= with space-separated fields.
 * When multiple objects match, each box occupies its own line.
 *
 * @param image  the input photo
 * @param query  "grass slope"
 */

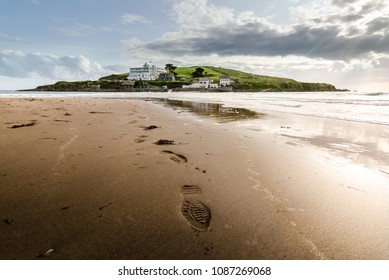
xmin=175 ymin=66 xmax=337 ymax=91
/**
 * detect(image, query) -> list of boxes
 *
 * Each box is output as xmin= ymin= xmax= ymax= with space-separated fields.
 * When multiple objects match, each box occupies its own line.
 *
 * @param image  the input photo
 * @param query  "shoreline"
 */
xmin=1 ymin=97 xmax=389 ymax=259
xmin=19 ymin=88 xmax=346 ymax=93
xmin=1 ymin=90 xmax=388 ymax=127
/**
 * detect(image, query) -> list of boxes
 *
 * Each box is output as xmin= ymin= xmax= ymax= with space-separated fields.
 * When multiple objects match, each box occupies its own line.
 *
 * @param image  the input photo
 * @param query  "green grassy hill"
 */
xmin=175 ymin=66 xmax=337 ymax=91
xmin=30 ymin=66 xmax=340 ymax=92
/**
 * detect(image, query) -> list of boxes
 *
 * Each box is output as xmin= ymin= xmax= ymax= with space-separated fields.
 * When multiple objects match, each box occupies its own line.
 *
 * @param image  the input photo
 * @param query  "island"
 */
xmin=27 ymin=65 xmax=343 ymax=92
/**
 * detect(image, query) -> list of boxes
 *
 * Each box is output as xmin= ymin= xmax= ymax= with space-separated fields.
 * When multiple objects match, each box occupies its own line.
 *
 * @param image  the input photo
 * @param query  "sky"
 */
xmin=1 ymin=0 xmax=389 ymax=91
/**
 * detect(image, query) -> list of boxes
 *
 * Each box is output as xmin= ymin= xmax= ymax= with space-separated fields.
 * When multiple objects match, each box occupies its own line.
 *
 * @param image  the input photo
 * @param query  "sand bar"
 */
xmin=1 ymin=97 xmax=389 ymax=260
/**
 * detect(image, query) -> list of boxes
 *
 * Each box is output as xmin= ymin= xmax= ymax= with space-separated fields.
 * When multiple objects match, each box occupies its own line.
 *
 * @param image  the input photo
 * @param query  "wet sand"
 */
xmin=1 ymin=97 xmax=389 ymax=260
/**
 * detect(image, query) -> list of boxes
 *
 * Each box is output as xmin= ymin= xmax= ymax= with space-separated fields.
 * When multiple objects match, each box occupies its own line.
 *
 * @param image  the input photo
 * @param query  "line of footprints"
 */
xmin=180 ymin=185 xmax=211 ymax=231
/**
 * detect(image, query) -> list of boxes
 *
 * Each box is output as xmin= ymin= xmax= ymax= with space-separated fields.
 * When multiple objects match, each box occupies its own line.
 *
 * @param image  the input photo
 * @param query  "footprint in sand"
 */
xmin=180 ymin=185 xmax=211 ymax=231
xmin=134 ymin=136 xmax=148 ymax=143
xmin=162 ymin=150 xmax=188 ymax=163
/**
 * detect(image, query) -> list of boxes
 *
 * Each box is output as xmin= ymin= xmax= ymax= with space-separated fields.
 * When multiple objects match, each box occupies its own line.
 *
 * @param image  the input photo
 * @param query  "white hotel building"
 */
xmin=128 ymin=63 xmax=165 ymax=80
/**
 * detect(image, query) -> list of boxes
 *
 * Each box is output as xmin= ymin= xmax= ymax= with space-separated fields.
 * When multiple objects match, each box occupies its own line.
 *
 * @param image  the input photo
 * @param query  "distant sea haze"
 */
xmin=1 ymin=90 xmax=389 ymax=126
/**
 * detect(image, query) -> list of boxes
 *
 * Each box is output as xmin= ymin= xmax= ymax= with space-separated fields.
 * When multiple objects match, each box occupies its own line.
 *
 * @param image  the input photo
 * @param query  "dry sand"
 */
xmin=1 ymin=97 xmax=389 ymax=260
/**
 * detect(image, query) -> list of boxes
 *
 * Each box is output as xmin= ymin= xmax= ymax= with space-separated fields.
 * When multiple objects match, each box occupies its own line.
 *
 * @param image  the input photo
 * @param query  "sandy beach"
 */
xmin=1 ymin=97 xmax=389 ymax=260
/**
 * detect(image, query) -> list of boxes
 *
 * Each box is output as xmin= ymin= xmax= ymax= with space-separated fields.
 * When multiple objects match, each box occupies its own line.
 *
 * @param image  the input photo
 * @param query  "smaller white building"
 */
xmin=128 ymin=63 xmax=165 ymax=80
xmin=183 ymin=78 xmax=219 ymax=89
xmin=219 ymin=76 xmax=232 ymax=87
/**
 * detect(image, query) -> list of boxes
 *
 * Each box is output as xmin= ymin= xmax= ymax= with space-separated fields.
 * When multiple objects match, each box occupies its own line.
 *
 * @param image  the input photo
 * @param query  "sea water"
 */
xmin=1 ymin=90 xmax=389 ymax=126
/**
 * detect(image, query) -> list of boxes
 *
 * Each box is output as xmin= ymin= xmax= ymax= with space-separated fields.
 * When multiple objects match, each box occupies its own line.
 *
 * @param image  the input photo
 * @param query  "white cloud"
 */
xmin=290 ymin=0 xmax=388 ymax=35
xmin=0 ymin=50 xmax=106 ymax=82
xmin=121 ymin=37 xmax=143 ymax=49
xmin=121 ymin=13 xmax=149 ymax=24
xmin=172 ymin=0 xmax=234 ymax=29
xmin=0 ymin=33 xmax=23 ymax=42
xmin=55 ymin=23 xmax=112 ymax=37
xmin=0 ymin=50 xmax=132 ymax=90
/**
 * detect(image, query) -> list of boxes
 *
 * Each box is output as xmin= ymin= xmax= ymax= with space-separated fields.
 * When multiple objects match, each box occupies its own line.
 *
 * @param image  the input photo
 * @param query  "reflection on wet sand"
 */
xmin=257 ymin=114 xmax=389 ymax=174
xmin=155 ymin=99 xmax=263 ymax=123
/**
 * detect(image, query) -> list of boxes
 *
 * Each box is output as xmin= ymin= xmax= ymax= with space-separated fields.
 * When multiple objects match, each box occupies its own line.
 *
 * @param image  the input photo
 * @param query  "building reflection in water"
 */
xmin=158 ymin=99 xmax=263 ymax=123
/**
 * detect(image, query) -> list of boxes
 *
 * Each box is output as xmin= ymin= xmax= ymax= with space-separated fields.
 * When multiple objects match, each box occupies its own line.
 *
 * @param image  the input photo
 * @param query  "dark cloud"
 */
xmin=367 ymin=17 xmax=389 ymax=34
xmin=346 ymin=26 xmax=363 ymax=36
xmin=360 ymin=0 xmax=386 ymax=14
xmin=312 ymin=13 xmax=364 ymax=27
xmin=141 ymin=22 xmax=389 ymax=61
xmin=328 ymin=13 xmax=364 ymax=23
xmin=330 ymin=0 xmax=386 ymax=15
xmin=131 ymin=0 xmax=389 ymax=62
xmin=330 ymin=0 xmax=358 ymax=7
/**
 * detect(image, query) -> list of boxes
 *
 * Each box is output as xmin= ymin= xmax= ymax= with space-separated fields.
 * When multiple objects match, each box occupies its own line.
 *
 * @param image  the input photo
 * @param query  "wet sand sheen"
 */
xmin=1 ymin=97 xmax=389 ymax=260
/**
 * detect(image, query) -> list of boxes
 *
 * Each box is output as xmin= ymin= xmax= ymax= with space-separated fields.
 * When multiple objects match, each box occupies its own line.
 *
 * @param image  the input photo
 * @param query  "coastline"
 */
xmin=1 ymin=97 xmax=389 ymax=259
xmin=21 ymin=85 xmax=350 ymax=92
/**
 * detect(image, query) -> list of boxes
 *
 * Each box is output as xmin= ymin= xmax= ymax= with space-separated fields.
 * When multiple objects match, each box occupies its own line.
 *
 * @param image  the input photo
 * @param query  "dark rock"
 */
xmin=155 ymin=139 xmax=175 ymax=145
xmin=144 ymin=125 xmax=158 ymax=130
